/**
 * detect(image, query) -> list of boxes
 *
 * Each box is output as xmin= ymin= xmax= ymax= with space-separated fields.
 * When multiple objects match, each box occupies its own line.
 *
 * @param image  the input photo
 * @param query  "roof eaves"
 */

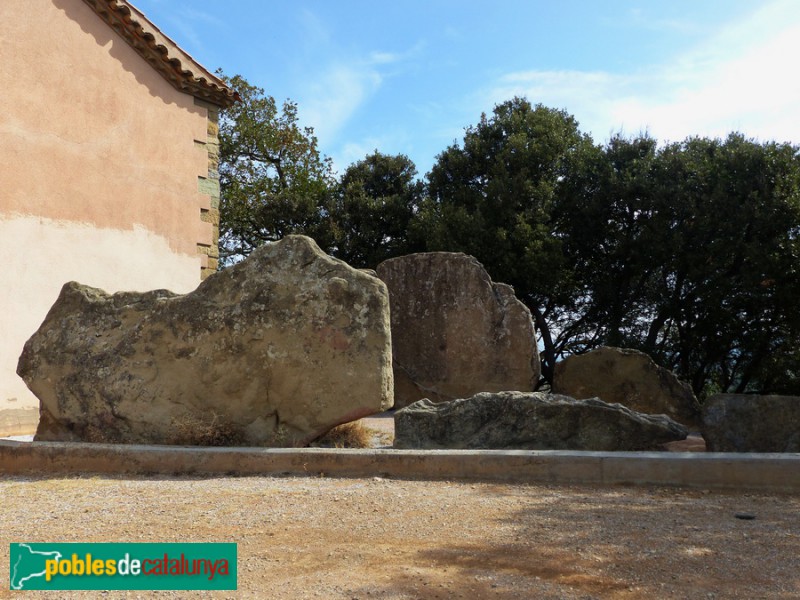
xmin=82 ymin=0 xmax=239 ymax=108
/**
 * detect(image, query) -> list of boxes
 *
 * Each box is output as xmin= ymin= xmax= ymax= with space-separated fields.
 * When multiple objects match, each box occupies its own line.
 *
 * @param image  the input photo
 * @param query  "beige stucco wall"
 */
xmin=0 ymin=0 xmax=217 ymax=433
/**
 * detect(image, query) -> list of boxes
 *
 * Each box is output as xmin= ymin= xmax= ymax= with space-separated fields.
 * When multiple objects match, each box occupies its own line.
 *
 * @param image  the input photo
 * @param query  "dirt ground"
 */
xmin=3 ymin=417 xmax=796 ymax=598
xmin=1 ymin=472 xmax=798 ymax=600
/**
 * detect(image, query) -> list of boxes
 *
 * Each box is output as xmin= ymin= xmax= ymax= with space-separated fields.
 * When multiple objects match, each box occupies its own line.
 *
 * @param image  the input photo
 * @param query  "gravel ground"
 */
xmin=1 ymin=473 xmax=798 ymax=599
xmin=2 ymin=416 xmax=795 ymax=598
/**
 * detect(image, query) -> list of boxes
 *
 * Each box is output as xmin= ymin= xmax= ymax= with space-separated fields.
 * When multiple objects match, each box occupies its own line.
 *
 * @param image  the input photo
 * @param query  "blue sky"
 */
xmin=132 ymin=0 xmax=800 ymax=177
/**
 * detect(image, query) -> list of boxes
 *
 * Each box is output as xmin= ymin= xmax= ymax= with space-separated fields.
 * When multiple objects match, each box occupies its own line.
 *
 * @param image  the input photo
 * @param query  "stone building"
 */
xmin=0 ymin=0 xmax=237 ymax=435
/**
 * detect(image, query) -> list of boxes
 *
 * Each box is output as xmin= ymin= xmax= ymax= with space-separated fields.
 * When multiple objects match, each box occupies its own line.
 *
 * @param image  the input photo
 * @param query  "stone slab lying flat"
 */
xmin=1 ymin=441 xmax=799 ymax=493
xmin=394 ymin=392 xmax=688 ymax=451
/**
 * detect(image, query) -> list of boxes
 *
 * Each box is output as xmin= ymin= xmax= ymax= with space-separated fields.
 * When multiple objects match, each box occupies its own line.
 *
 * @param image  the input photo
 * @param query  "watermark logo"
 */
xmin=9 ymin=543 xmax=237 ymax=590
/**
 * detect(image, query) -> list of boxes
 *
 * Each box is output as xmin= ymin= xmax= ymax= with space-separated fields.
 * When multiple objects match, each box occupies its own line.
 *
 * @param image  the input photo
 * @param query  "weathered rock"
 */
xmin=553 ymin=347 xmax=700 ymax=428
xmin=18 ymin=236 xmax=393 ymax=446
xmin=376 ymin=252 xmax=539 ymax=409
xmin=393 ymin=391 xmax=688 ymax=450
xmin=702 ymin=394 xmax=800 ymax=452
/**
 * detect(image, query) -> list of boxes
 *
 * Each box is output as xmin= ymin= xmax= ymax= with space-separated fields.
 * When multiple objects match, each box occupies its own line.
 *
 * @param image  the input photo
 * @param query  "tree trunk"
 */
xmin=530 ymin=304 xmax=554 ymax=386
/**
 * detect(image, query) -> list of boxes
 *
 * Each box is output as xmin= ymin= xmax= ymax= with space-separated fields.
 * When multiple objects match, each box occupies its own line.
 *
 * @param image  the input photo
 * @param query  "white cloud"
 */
xmin=368 ymin=41 xmax=426 ymax=68
xmin=181 ymin=7 xmax=225 ymax=27
xmin=334 ymin=139 xmax=387 ymax=173
xmin=299 ymin=64 xmax=383 ymax=146
xmin=298 ymin=8 xmax=331 ymax=47
xmin=156 ymin=4 xmax=227 ymax=57
xmin=619 ymin=7 xmax=705 ymax=36
xmin=484 ymin=0 xmax=800 ymax=146
xmin=488 ymin=70 xmax=631 ymax=140
xmin=163 ymin=19 xmax=205 ymax=55
xmin=369 ymin=51 xmax=402 ymax=65
xmin=297 ymin=38 xmax=425 ymax=164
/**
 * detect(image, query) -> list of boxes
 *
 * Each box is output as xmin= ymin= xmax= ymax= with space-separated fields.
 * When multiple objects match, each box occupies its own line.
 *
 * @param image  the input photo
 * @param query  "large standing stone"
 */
xmin=393 ymin=391 xmax=688 ymax=450
xmin=553 ymin=347 xmax=700 ymax=428
xmin=17 ymin=236 xmax=393 ymax=446
xmin=702 ymin=394 xmax=800 ymax=452
xmin=376 ymin=252 xmax=539 ymax=409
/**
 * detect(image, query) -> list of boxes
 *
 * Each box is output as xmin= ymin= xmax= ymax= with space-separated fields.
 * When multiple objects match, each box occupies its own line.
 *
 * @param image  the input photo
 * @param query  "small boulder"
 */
xmin=18 ymin=236 xmax=393 ymax=446
xmin=702 ymin=394 xmax=800 ymax=452
xmin=553 ymin=347 xmax=700 ymax=427
xmin=376 ymin=252 xmax=539 ymax=409
xmin=393 ymin=391 xmax=688 ymax=450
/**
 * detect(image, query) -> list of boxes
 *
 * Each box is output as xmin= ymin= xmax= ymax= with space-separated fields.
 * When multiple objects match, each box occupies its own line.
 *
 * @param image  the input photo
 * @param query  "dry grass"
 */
xmin=168 ymin=412 xmax=244 ymax=446
xmin=82 ymin=424 xmax=114 ymax=444
xmin=312 ymin=421 xmax=374 ymax=448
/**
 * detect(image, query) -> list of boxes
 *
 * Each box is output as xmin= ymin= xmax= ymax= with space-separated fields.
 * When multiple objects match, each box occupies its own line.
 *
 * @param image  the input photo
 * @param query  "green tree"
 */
xmin=420 ymin=97 xmax=597 ymax=383
xmin=554 ymin=134 xmax=661 ymax=353
xmin=327 ymin=151 xmax=424 ymax=269
xmin=559 ymin=133 xmax=800 ymax=397
xmin=643 ymin=134 xmax=800 ymax=395
xmin=218 ymin=73 xmax=334 ymax=265
xmin=215 ymin=77 xmax=800 ymax=397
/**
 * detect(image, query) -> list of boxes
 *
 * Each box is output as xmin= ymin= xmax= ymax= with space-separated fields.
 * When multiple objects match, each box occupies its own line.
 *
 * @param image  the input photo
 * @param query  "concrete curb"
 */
xmin=1 ymin=441 xmax=799 ymax=492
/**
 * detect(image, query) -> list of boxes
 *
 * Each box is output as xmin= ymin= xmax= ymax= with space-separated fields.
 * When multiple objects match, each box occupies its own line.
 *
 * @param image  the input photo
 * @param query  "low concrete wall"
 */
xmin=1 ymin=441 xmax=799 ymax=492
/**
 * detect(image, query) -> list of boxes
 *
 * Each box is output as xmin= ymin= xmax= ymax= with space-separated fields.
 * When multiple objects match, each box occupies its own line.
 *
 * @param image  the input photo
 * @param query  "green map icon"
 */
xmin=8 ymin=542 xmax=237 ymax=590
xmin=10 ymin=544 xmax=63 ymax=590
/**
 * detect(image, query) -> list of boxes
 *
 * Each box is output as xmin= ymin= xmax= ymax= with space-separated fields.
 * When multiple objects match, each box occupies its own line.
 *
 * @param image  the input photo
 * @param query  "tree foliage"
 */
xmin=420 ymin=100 xmax=800 ymax=395
xmin=218 ymin=74 xmax=334 ymax=265
xmin=554 ymin=134 xmax=662 ymax=354
xmin=327 ymin=151 xmax=424 ymax=269
xmin=643 ymin=135 xmax=800 ymax=395
xmin=216 ymin=75 xmax=800 ymax=397
xmin=420 ymin=97 xmax=596 ymax=381
xmin=552 ymin=133 xmax=800 ymax=394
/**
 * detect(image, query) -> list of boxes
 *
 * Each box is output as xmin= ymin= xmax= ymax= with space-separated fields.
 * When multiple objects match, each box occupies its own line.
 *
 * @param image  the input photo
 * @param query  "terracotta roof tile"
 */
xmin=82 ymin=0 xmax=239 ymax=107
